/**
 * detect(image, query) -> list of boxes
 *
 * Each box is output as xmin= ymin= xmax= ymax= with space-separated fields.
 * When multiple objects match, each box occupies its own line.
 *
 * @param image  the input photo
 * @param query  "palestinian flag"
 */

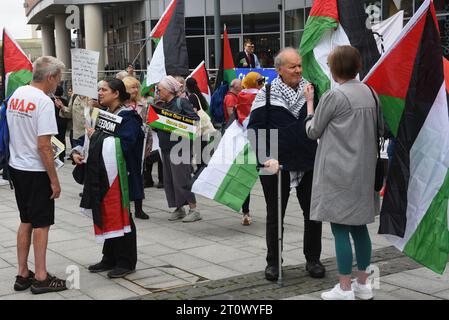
xmin=191 ymin=116 xmax=258 ymax=212
xmin=299 ymin=0 xmax=380 ymax=98
xmin=140 ymin=78 xmax=155 ymax=97
xmin=81 ymin=136 xmax=131 ymax=242
xmin=1 ymin=28 xmax=33 ymax=98
xmin=365 ymin=0 xmax=449 ymax=274
xmin=146 ymin=105 xmax=197 ymax=140
xmin=147 ymin=0 xmax=188 ymax=86
xmin=187 ymin=61 xmax=211 ymax=105
xmin=214 ymin=25 xmax=237 ymax=90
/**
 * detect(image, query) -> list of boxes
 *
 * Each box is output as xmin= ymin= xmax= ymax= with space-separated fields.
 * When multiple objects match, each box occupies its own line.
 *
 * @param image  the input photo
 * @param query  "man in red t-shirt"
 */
xmin=223 ymin=79 xmax=242 ymax=123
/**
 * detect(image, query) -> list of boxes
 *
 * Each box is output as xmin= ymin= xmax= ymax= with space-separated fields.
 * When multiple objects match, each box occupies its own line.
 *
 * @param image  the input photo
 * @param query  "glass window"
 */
xmin=130 ymin=22 xmax=145 ymax=41
xmin=243 ymin=34 xmax=280 ymax=67
xmin=118 ymin=27 xmax=128 ymax=43
xmin=129 ymin=40 xmax=146 ymax=71
xmin=206 ymin=15 xmax=242 ymax=35
xmin=208 ymin=37 xmax=240 ymax=69
xmin=186 ymin=17 xmax=205 ymax=36
xmin=285 ymin=31 xmax=303 ymax=50
xmin=383 ymin=0 xmax=413 ymax=19
xmin=186 ymin=37 xmax=205 ymax=69
xmin=285 ymin=9 xmax=305 ymax=31
xmin=243 ymin=13 xmax=280 ymax=33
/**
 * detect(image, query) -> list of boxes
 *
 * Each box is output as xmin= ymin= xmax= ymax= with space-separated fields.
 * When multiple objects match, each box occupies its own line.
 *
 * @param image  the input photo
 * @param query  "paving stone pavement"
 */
xmin=0 ymin=163 xmax=448 ymax=300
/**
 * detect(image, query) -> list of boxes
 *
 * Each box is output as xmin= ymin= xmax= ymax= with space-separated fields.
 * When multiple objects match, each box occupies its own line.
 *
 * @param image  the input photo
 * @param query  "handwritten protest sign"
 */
xmin=71 ymin=48 xmax=99 ymax=99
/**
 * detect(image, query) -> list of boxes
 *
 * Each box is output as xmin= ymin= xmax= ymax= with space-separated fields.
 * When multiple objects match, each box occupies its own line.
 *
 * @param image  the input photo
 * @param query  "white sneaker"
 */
xmin=182 ymin=209 xmax=202 ymax=223
xmin=352 ymin=279 xmax=374 ymax=300
xmin=168 ymin=207 xmax=186 ymax=221
xmin=321 ymin=284 xmax=355 ymax=300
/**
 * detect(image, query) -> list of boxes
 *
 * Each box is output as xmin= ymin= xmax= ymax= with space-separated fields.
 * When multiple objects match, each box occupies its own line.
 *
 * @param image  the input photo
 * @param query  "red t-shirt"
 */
xmin=223 ymin=92 xmax=239 ymax=122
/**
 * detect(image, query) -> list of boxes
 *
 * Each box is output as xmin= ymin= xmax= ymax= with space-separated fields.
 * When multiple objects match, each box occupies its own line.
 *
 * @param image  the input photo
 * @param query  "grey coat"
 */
xmin=305 ymin=79 xmax=383 ymax=225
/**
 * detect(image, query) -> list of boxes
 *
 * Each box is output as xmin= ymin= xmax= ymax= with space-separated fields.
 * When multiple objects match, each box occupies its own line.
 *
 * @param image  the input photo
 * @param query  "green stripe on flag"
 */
xmin=148 ymin=122 xmax=196 ymax=140
xmin=115 ymin=137 xmax=130 ymax=211
xmin=6 ymin=69 xmax=33 ymax=97
xmin=300 ymin=15 xmax=338 ymax=98
xmin=379 ymin=94 xmax=405 ymax=137
xmin=224 ymin=69 xmax=237 ymax=84
xmin=213 ymin=144 xmax=258 ymax=211
xmin=403 ymin=169 xmax=449 ymax=274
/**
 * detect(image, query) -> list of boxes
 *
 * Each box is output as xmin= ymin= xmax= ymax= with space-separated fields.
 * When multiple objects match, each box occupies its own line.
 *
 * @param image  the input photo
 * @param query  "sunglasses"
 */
xmin=257 ymin=78 xmax=266 ymax=85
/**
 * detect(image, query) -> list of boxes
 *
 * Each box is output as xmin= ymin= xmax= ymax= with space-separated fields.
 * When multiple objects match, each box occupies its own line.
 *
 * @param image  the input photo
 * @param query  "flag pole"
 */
xmin=131 ymin=37 xmax=151 ymax=67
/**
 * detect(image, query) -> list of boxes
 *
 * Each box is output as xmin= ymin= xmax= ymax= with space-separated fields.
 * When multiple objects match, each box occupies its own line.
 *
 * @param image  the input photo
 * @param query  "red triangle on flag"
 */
xmin=188 ymin=61 xmax=211 ymax=104
xmin=3 ymin=28 xmax=32 ymax=74
xmin=365 ymin=12 xmax=427 ymax=99
xmin=147 ymin=105 xmax=160 ymax=124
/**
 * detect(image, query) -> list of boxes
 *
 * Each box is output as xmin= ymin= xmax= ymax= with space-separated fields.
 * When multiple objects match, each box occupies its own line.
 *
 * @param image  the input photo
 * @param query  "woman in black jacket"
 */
xmin=74 ymin=79 xmax=144 ymax=278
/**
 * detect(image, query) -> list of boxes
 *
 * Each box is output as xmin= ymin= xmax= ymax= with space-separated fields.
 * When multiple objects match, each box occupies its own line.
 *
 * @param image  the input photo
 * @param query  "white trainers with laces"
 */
xmin=351 ymin=279 xmax=374 ymax=300
xmin=168 ymin=207 xmax=186 ymax=221
xmin=182 ymin=209 xmax=202 ymax=223
xmin=321 ymin=284 xmax=355 ymax=300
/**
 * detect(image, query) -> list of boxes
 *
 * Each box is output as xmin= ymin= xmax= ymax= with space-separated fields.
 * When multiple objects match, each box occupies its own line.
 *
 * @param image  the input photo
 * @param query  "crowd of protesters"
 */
xmin=2 ymin=41 xmax=388 ymax=300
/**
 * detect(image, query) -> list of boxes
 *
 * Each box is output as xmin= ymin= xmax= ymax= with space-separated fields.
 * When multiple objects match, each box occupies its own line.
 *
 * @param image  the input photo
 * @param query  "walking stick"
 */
xmin=278 ymin=165 xmax=283 ymax=287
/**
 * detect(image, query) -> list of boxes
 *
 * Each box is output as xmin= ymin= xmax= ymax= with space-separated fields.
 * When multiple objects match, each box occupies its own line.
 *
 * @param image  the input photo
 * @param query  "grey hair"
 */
xmin=115 ymin=70 xmax=129 ymax=80
xmin=274 ymin=47 xmax=300 ymax=69
xmin=230 ymin=78 xmax=241 ymax=89
xmin=32 ymin=56 xmax=65 ymax=82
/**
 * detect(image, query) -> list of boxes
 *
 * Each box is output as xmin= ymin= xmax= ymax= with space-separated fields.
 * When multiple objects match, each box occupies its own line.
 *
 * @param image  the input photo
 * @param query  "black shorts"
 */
xmin=9 ymin=166 xmax=55 ymax=228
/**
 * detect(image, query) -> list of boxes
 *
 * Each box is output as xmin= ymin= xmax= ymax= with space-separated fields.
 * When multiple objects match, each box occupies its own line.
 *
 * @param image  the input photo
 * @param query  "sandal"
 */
xmin=14 ymin=270 xmax=35 ymax=291
xmin=30 ymin=273 xmax=67 ymax=294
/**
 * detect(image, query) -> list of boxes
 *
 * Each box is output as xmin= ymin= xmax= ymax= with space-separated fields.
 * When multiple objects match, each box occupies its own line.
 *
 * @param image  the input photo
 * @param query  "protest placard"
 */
xmin=71 ymin=48 xmax=100 ymax=99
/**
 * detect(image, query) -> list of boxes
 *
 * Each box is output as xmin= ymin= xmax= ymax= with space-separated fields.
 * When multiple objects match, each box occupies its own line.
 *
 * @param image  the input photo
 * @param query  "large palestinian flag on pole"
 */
xmin=1 ymin=28 xmax=33 ymax=98
xmin=365 ymin=0 xmax=449 ymax=274
xmin=214 ymin=25 xmax=237 ymax=90
xmin=147 ymin=0 xmax=188 ymax=86
xmin=299 ymin=0 xmax=380 ymax=98
xmin=191 ymin=115 xmax=258 ymax=212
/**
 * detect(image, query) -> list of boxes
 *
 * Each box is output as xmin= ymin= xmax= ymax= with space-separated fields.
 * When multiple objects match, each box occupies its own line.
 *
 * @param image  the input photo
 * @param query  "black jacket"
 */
xmin=247 ymin=86 xmax=317 ymax=172
xmin=236 ymin=51 xmax=257 ymax=68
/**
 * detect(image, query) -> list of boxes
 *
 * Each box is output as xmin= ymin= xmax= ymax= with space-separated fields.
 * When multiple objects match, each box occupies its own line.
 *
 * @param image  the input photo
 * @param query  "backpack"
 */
xmin=0 ymin=98 xmax=12 ymax=189
xmin=209 ymin=82 xmax=229 ymax=125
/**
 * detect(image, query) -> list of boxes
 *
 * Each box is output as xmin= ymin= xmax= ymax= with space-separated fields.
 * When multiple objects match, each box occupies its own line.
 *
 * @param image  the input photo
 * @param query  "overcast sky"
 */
xmin=0 ymin=0 xmax=33 ymax=40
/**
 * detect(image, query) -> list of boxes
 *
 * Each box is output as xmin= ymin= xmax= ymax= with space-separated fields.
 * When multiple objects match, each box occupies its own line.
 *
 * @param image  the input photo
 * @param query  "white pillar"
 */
xmin=54 ymin=14 xmax=71 ymax=70
xmin=41 ymin=24 xmax=56 ymax=57
xmin=84 ymin=4 xmax=105 ymax=72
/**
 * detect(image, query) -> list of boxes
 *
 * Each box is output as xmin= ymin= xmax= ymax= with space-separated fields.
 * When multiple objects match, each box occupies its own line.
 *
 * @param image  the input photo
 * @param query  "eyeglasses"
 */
xmin=256 ymin=78 xmax=266 ymax=85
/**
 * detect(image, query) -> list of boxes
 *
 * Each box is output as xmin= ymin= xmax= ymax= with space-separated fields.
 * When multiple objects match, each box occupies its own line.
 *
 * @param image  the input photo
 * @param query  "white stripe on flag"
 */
xmin=313 ymin=24 xmax=350 ymax=88
xmin=102 ymin=137 xmax=118 ymax=187
xmin=192 ymin=120 xmax=247 ymax=199
xmin=386 ymin=83 xmax=449 ymax=250
xmin=147 ymin=37 xmax=167 ymax=86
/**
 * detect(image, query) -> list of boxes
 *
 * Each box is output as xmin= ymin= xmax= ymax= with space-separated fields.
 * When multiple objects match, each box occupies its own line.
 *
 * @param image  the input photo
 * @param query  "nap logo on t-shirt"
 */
xmin=8 ymin=98 xmax=36 ymax=114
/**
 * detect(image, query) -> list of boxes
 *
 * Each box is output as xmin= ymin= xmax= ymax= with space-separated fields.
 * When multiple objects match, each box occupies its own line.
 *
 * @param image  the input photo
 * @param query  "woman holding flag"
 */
xmin=156 ymin=75 xmax=202 ymax=223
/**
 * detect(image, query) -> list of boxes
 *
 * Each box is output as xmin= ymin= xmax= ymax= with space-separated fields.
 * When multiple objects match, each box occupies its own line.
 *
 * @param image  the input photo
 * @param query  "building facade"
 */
xmin=24 ymin=0 xmax=449 ymax=71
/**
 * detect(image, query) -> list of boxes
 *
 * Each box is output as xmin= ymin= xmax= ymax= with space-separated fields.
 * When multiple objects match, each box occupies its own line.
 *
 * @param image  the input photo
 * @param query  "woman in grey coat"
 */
xmin=305 ymin=46 xmax=383 ymax=300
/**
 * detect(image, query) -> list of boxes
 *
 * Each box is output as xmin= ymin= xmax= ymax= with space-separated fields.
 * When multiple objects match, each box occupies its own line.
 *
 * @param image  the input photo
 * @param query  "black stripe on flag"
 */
xmin=164 ymin=0 xmax=189 ymax=77
xmin=337 ymin=0 xmax=381 ymax=79
xmin=379 ymin=10 xmax=445 ymax=237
